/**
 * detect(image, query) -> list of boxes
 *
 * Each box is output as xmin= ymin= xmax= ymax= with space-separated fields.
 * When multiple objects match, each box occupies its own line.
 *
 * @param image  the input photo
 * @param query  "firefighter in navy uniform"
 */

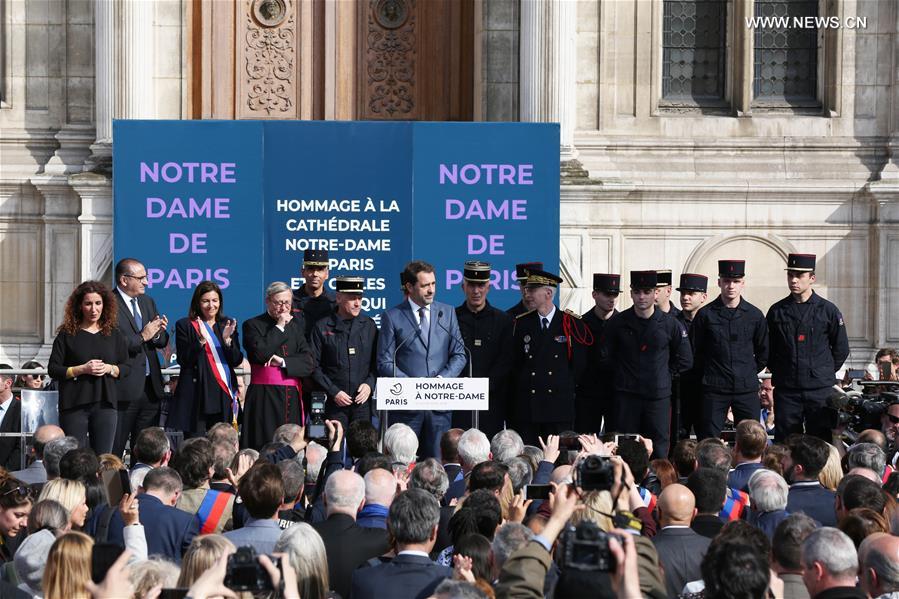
xmin=309 ymin=276 xmax=378 ymax=431
xmin=511 ymin=269 xmax=591 ymax=443
xmin=766 ymin=253 xmax=849 ymax=442
xmin=655 ymin=269 xmax=681 ymax=318
xmin=604 ymin=270 xmax=693 ymax=459
xmin=453 ymin=261 xmax=514 ymax=437
xmin=292 ymin=248 xmax=337 ymax=340
xmin=692 ymin=260 xmax=769 ymax=440
xmin=506 ymin=261 xmax=543 ymax=317
xmin=575 ymin=273 xmax=621 ymax=435
xmin=673 ymin=273 xmax=708 ymax=440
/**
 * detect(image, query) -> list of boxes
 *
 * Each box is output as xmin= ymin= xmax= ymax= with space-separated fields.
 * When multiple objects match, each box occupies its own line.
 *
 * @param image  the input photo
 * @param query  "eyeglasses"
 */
xmin=269 ymin=300 xmax=291 ymax=307
xmin=124 ymin=274 xmax=148 ymax=283
xmin=1 ymin=485 xmax=31 ymax=499
xmin=887 ymin=414 xmax=899 ymax=424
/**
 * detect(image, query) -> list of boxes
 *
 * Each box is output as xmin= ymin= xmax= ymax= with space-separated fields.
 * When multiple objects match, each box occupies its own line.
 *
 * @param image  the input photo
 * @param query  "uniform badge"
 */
xmin=349 ymin=347 xmax=356 ymax=355
xmin=838 ymin=314 xmax=844 ymax=326
xmin=474 ymin=339 xmax=482 ymax=347
xmin=524 ymin=345 xmax=530 ymax=353
xmin=524 ymin=335 xmax=531 ymax=343
xmin=554 ymin=335 xmax=567 ymax=343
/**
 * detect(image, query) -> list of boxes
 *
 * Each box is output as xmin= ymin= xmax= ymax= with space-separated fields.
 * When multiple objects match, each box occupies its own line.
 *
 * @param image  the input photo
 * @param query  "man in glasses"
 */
xmin=0 ymin=365 xmax=23 ymax=471
xmin=113 ymin=258 xmax=169 ymax=458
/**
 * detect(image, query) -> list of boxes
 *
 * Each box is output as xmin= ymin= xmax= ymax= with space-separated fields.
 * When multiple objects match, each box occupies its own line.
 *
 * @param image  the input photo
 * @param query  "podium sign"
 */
xmin=376 ymin=378 xmax=489 ymax=411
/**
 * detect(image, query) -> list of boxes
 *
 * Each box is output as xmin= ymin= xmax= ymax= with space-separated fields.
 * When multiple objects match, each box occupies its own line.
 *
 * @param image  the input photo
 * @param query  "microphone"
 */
xmin=436 ymin=311 xmax=473 ymax=378
xmin=392 ymin=329 xmax=417 ymax=378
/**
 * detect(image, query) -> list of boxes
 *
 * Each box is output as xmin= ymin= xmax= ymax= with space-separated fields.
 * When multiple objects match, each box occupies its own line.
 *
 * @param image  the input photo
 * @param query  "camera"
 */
xmin=224 ymin=546 xmax=280 ymax=592
xmin=559 ymin=521 xmax=623 ymax=572
xmin=308 ymin=391 xmax=328 ymax=442
xmin=575 ymin=455 xmax=615 ymax=492
xmin=826 ymin=388 xmax=894 ymax=439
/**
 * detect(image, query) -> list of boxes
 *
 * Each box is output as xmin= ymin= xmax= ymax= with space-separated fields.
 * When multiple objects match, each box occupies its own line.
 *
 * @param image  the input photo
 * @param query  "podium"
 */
xmin=0 ymin=390 xmax=60 ymax=470
xmin=375 ymin=377 xmax=489 ymax=431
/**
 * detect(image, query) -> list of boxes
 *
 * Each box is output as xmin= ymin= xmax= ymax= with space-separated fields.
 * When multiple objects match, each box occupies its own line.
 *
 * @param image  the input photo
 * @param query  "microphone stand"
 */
xmin=381 ymin=331 xmax=414 ymax=441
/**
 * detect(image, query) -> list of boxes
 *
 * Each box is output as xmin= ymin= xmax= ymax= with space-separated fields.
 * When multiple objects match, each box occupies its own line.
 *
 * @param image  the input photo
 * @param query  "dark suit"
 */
xmin=651 ymin=526 xmax=711 ymax=598
xmin=108 ymin=493 xmax=199 ymax=563
xmin=376 ymin=299 xmax=466 ymax=458
xmin=11 ymin=460 xmax=46 ymax=486
xmin=312 ymin=513 xmax=390 ymax=599
xmin=114 ymin=288 xmax=168 ymax=456
xmin=0 ymin=399 xmax=22 ymax=471
xmin=350 ymin=553 xmax=453 ymax=599
xmin=747 ymin=509 xmax=790 ymax=540
xmin=728 ymin=462 xmax=765 ymax=493
xmin=690 ymin=514 xmax=724 ymax=539
xmin=787 ymin=482 xmax=837 ymax=526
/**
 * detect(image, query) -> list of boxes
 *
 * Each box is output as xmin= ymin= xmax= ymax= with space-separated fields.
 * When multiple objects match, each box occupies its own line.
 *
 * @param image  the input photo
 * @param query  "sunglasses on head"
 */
xmin=1 ymin=485 xmax=31 ymax=499
xmin=887 ymin=414 xmax=899 ymax=424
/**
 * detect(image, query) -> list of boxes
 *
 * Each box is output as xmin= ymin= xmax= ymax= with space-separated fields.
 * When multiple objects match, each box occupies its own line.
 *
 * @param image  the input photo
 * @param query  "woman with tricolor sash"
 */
xmin=170 ymin=281 xmax=244 ymax=437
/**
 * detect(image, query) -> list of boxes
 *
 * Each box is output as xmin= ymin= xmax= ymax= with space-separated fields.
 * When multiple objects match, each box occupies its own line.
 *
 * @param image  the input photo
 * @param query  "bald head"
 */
xmin=551 ymin=465 xmax=573 ymax=484
xmin=364 ymin=468 xmax=398 ymax=507
xmin=658 ymin=483 xmax=696 ymax=526
xmin=33 ymin=425 xmax=65 ymax=459
xmin=859 ymin=533 xmax=899 ymax=596
xmin=858 ymin=429 xmax=887 ymax=451
xmin=324 ymin=470 xmax=366 ymax=518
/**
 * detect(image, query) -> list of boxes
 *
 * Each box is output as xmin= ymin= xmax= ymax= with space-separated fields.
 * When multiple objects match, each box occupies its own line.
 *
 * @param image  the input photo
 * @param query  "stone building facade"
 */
xmin=1 ymin=0 xmax=896 ymax=366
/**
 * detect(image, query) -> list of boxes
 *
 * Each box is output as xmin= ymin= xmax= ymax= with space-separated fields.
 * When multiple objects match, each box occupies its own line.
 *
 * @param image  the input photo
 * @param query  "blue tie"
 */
xmin=419 ymin=307 xmax=429 ymax=346
xmin=132 ymin=298 xmax=149 ymax=375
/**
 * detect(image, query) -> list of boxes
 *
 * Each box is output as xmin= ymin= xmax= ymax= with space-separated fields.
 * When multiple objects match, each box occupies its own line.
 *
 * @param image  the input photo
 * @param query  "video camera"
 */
xmin=826 ymin=387 xmax=897 ymax=440
xmin=558 ymin=521 xmax=625 ymax=572
xmin=307 ymin=391 xmax=328 ymax=442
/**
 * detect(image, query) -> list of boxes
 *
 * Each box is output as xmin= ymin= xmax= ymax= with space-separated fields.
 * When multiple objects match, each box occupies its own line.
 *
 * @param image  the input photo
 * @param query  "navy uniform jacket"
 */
xmin=692 ymin=297 xmax=769 ymax=393
xmin=675 ymin=312 xmax=701 ymax=388
xmin=108 ymin=493 xmax=199 ymax=563
xmin=310 ymin=310 xmax=378 ymax=400
xmin=604 ymin=308 xmax=693 ymax=398
xmin=766 ymin=291 xmax=849 ymax=389
xmin=455 ymin=301 xmax=513 ymax=408
xmin=786 ymin=481 xmax=837 ymax=526
xmin=351 ymin=553 xmax=453 ymax=599
xmin=291 ymin=286 xmax=336 ymax=339
xmin=576 ymin=308 xmax=617 ymax=400
xmin=512 ymin=310 xmax=587 ymax=423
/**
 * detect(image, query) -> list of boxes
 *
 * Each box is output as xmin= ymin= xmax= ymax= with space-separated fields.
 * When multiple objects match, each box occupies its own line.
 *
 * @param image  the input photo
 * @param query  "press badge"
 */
xmin=474 ymin=339 xmax=482 ymax=347
xmin=349 ymin=347 xmax=356 ymax=355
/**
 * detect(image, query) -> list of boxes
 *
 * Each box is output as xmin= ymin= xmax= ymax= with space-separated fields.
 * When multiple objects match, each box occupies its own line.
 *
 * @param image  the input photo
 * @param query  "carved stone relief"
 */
xmin=242 ymin=0 xmax=297 ymax=117
xmin=363 ymin=0 xmax=416 ymax=118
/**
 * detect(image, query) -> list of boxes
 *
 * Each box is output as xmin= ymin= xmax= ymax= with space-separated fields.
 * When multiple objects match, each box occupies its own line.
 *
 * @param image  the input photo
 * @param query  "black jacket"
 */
xmin=312 ymin=513 xmax=390 ymax=599
xmin=310 ymin=311 xmax=378 ymax=401
xmin=115 ymin=290 xmax=168 ymax=402
xmin=604 ymin=307 xmax=693 ymax=398
xmin=292 ymin=286 xmax=336 ymax=340
xmin=766 ymin=291 xmax=849 ymax=389
xmin=652 ymin=526 xmax=711 ymax=598
xmin=511 ymin=310 xmax=588 ymax=423
xmin=0 ymin=399 xmax=21 ymax=472
xmin=692 ymin=296 xmax=769 ymax=393
xmin=577 ymin=308 xmax=617 ymax=399
xmin=455 ymin=301 xmax=513 ymax=413
xmin=351 ymin=553 xmax=453 ymax=599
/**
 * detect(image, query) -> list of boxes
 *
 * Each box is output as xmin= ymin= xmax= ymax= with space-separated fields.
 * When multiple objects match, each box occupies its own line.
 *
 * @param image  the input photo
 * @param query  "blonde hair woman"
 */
xmin=819 ymin=443 xmax=844 ymax=491
xmin=42 ymin=531 xmax=93 ymax=599
xmin=177 ymin=534 xmax=236 ymax=587
xmin=38 ymin=479 xmax=88 ymax=529
xmin=275 ymin=522 xmax=331 ymax=599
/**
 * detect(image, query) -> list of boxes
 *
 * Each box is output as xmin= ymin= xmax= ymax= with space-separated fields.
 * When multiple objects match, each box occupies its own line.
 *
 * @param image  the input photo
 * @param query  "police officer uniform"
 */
xmin=674 ymin=273 xmax=708 ymax=440
xmin=604 ymin=271 xmax=693 ymax=458
xmin=656 ymin=269 xmax=682 ymax=318
xmin=766 ymin=253 xmax=849 ymax=442
xmin=453 ymin=261 xmax=514 ymax=437
xmin=292 ymin=249 xmax=336 ymax=340
xmin=309 ymin=276 xmax=378 ymax=430
xmin=692 ymin=261 xmax=769 ymax=440
xmin=507 ymin=261 xmax=543 ymax=317
xmin=510 ymin=269 xmax=589 ymax=443
xmin=576 ymin=273 xmax=620 ymax=434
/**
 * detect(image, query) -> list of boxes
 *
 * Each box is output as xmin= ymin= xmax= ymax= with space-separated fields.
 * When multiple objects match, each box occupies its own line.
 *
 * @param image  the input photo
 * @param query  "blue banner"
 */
xmin=113 ymin=120 xmax=559 ymax=355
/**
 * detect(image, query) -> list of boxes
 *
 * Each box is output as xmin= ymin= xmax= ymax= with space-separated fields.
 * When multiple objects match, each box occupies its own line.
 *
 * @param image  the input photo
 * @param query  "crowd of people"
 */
xmin=0 ymin=249 xmax=897 ymax=598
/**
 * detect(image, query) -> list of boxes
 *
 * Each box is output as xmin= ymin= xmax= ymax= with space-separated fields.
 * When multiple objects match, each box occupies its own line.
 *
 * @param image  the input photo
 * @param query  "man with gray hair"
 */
xmin=351 ymin=489 xmax=452 ymax=599
xmin=859 ymin=533 xmax=899 ymax=599
xmin=491 ymin=429 xmax=524 ymax=463
xmin=445 ymin=428 xmax=492 ymax=503
xmin=492 ymin=522 xmax=534 ymax=570
xmin=847 ymin=442 xmax=887 ymax=480
xmin=410 ymin=457 xmax=454 ymax=554
xmin=357 ymin=468 xmax=397 ymax=530
xmin=41 ymin=435 xmax=79 ymax=486
xmin=12 ymin=424 xmax=64 ymax=485
xmin=384 ymin=422 xmax=419 ymax=472
xmin=241 ymin=280 xmax=315 ymax=450
xmin=801 ymin=527 xmax=865 ymax=599
xmin=747 ymin=469 xmax=790 ymax=539
xmin=313 ymin=470 xmax=389 ymax=599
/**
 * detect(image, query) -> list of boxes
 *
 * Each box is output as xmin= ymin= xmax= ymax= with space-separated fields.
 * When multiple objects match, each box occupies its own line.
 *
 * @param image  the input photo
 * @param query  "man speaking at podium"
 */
xmin=377 ymin=260 xmax=467 ymax=459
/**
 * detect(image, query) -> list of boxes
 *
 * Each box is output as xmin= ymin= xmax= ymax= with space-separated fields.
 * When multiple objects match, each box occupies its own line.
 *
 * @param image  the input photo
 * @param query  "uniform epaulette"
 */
xmin=563 ymin=308 xmax=582 ymax=319
xmin=515 ymin=309 xmax=535 ymax=319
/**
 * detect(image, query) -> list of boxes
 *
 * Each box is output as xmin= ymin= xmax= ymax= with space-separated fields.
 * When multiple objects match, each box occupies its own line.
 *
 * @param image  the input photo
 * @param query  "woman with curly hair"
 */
xmin=48 ymin=280 xmax=131 ymax=453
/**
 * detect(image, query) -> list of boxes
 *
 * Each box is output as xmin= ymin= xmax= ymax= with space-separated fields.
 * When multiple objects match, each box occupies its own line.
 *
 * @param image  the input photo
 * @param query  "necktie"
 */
xmin=542 ymin=317 xmax=549 ymax=331
xmin=132 ymin=298 xmax=149 ymax=375
xmin=419 ymin=307 xmax=430 ymax=345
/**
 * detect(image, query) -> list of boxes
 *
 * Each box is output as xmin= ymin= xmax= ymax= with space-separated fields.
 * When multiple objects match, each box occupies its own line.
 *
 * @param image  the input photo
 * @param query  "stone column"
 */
xmin=520 ymin=0 xmax=577 ymax=160
xmin=86 ymin=0 xmax=115 ymax=168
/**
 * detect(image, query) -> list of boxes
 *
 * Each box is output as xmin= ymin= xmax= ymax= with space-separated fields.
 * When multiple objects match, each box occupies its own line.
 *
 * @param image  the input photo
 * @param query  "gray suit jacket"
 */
xmin=11 ymin=460 xmax=46 ymax=485
xmin=377 ymin=300 xmax=466 ymax=380
xmin=651 ymin=526 xmax=711 ymax=598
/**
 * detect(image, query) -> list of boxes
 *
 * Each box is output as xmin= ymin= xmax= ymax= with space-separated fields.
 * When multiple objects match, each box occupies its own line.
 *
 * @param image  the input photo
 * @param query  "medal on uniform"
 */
xmin=524 ymin=335 xmax=531 ymax=343
xmin=555 ymin=335 xmax=567 ymax=343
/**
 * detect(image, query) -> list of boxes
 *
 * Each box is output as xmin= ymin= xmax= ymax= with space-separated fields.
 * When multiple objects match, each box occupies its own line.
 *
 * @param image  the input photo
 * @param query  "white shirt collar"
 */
xmin=537 ymin=305 xmax=556 ymax=324
xmin=397 ymin=550 xmax=431 ymax=558
xmin=408 ymin=298 xmax=431 ymax=320
xmin=789 ymin=481 xmax=821 ymax=488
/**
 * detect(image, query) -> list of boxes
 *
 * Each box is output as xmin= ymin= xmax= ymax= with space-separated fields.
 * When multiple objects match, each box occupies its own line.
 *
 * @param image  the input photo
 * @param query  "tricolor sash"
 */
xmin=196 ymin=489 xmax=232 ymax=534
xmin=192 ymin=319 xmax=238 ymax=427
